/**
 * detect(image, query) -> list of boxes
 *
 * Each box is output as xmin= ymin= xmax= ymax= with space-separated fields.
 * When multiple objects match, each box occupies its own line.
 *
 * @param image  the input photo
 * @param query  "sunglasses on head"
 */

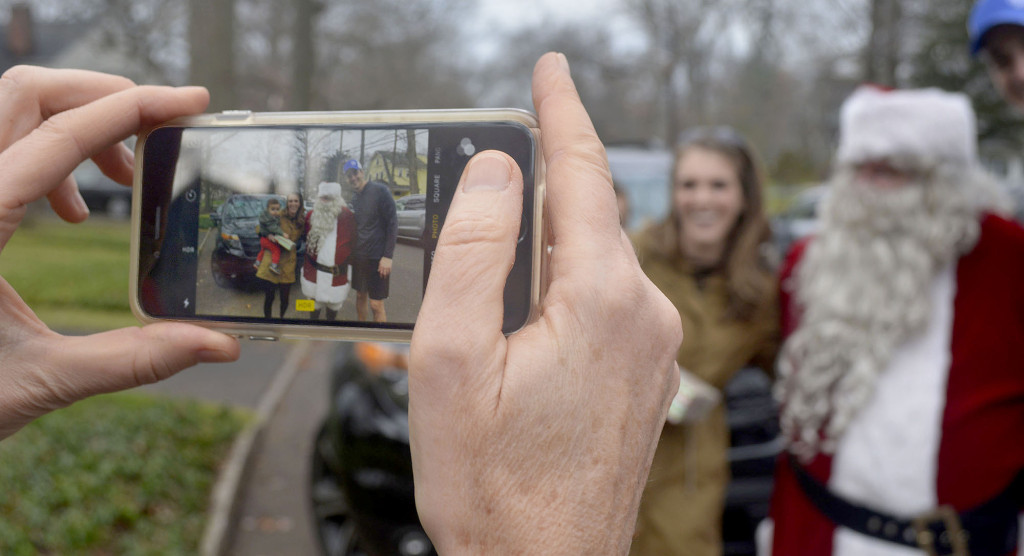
xmin=677 ymin=126 xmax=750 ymax=151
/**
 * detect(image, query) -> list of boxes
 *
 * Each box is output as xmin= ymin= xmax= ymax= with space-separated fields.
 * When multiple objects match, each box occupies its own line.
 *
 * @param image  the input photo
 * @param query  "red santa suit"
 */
xmin=301 ymin=203 xmax=356 ymax=310
xmin=767 ymin=213 xmax=1024 ymax=555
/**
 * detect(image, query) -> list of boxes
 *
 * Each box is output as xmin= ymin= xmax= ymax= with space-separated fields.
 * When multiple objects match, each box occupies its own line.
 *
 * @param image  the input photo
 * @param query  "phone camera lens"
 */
xmin=456 ymin=137 xmax=476 ymax=157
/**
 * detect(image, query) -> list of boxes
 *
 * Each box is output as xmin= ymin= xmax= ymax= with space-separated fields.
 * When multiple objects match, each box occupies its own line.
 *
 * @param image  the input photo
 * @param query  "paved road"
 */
xmin=139 ymin=338 xmax=336 ymax=556
xmin=137 ymin=339 xmax=291 ymax=408
xmin=226 ymin=341 xmax=336 ymax=556
xmin=196 ymin=229 xmax=424 ymax=324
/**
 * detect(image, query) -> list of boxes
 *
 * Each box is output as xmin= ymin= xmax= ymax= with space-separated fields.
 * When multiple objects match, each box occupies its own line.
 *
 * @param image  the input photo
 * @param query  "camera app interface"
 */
xmin=139 ymin=122 xmax=534 ymax=330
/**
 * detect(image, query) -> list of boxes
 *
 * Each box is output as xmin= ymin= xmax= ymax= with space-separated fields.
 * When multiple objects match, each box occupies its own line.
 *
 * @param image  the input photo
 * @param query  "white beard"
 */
xmin=307 ymin=197 xmax=344 ymax=255
xmin=776 ymin=166 xmax=985 ymax=460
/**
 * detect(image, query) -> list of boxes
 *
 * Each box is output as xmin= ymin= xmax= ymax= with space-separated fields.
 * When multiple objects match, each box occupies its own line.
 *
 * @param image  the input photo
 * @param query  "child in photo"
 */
xmin=255 ymin=197 xmax=287 ymax=275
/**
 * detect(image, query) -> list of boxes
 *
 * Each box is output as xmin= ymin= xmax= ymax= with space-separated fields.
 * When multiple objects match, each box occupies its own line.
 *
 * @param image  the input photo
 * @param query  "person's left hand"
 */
xmin=379 ymin=256 xmax=392 ymax=278
xmin=0 ymin=66 xmax=240 ymax=439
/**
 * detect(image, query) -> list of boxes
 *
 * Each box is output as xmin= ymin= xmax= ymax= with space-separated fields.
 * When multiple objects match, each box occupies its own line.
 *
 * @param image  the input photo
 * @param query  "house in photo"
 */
xmin=366 ymin=151 xmax=428 ymax=197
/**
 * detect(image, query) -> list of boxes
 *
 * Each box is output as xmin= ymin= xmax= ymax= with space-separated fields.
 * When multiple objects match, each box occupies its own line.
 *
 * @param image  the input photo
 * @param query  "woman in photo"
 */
xmin=256 ymin=192 xmax=306 ymax=318
xmin=630 ymin=127 xmax=780 ymax=555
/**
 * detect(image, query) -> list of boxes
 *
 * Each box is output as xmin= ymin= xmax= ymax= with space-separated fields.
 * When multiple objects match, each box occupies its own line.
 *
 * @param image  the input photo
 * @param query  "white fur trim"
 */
xmin=300 ymin=218 xmax=350 ymax=307
xmin=837 ymin=87 xmax=976 ymax=168
xmin=317 ymin=181 xmax=342 ymax=199
xmin=829 ymin=264 xmax=955 ymax=555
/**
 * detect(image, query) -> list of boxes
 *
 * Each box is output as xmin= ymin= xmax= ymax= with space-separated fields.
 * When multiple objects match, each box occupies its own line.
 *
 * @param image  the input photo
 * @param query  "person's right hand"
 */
xmin=409 ymin=53 xmax=683 ymax=554
xmin=0 ymin=66 xmax=240 ymax=439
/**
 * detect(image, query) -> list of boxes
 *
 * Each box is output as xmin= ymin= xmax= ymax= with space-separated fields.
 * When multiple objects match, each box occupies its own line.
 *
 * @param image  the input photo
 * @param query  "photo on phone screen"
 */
xmin=136 ymin=121 xmax=536 ymax=333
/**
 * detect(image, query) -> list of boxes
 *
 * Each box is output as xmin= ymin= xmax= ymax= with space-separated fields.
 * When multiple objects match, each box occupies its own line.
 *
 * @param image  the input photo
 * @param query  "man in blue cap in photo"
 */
xmin=342 ymin=159 xmax=398 ymax=323
xmin=970 ymin=0 xmax=1024 ymax=111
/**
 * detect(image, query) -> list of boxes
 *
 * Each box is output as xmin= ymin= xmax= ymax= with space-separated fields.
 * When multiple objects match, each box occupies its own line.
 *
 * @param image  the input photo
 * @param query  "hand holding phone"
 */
xmin=408 ymin=53 xmax=683 ymax=554
xmin=0 ymin=66 xmax=240 ymax=440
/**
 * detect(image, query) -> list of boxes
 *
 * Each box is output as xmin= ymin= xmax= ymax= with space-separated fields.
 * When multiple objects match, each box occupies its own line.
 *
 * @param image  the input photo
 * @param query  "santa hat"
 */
xmin=836 ymin=86 xmax=977 ymax=170
xmin=317 ymin=181 xmax=342 ymax=199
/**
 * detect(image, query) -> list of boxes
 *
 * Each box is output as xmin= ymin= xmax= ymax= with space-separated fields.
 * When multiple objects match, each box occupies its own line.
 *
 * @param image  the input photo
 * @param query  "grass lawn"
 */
xmin=0 ymin=216 xmax=138 ymax=331
xmin=0 ymin=392 xmax=252 ymax=555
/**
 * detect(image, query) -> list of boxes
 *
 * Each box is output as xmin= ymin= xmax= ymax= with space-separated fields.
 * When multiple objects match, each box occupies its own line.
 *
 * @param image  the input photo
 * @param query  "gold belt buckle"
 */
xmin=911 ymin=505 xmax=969 ymax=556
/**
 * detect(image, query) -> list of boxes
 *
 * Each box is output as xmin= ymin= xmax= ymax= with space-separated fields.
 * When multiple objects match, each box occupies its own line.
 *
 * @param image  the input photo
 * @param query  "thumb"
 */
xmin=48 ymin=323 xmax=240 ymax=398
xmin=414 ymin=150 xmax=523 ymax=364
xmin=0 ymin=323 xmax=239 ymax=438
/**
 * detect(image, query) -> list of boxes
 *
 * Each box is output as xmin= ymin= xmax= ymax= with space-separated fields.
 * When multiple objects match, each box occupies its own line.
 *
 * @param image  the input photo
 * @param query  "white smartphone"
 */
xmin=130 ymin=109 xmax=545 ymax=342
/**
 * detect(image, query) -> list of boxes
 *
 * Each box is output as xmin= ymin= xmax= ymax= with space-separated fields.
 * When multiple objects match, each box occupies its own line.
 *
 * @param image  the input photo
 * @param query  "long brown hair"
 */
xmin=648 ymin=127 xmax=774 ymax=321
xmin=284 ymin=192 xmax=306 ymax=229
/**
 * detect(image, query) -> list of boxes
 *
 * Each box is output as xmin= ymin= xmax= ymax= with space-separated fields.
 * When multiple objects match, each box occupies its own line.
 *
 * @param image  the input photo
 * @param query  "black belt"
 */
xmin=789 ymin=454 xmax=1022 ymax=555
xmin=313 ymin=261 xmax=346 ymax=275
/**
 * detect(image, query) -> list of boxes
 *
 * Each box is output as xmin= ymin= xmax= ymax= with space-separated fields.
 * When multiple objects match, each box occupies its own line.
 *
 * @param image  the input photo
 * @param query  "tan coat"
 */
xmin=630 ymin=234 xmax=779 ymax=556
xmin=255 ymin=212 xmax=303 ymax=285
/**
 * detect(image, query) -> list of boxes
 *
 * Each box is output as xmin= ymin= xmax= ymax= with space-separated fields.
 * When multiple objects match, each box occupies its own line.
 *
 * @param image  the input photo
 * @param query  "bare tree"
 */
xmin=475 ymin=22 xmax=658 ymax=143
xmin=863 ymin=0 xmax=904 ymax=86
xmin=189 ymin=0 xmax=236 ymax=110
xmin=625 ymin=0 xmax=736 ymax=143
xmin=406 ymin=129 xmax=419 ymax=195
xmin=291 ymin=0 xmax=321 ymax=110
xmin=313 ymin=0 xmax=476 ymax=110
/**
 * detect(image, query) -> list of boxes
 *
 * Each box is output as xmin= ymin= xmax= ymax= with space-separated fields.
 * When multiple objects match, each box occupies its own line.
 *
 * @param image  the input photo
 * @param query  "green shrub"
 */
xmin=0 ymin=392 xmax=252 ymax=554
xmin=0 ymin=219 xmax=137 ymax=329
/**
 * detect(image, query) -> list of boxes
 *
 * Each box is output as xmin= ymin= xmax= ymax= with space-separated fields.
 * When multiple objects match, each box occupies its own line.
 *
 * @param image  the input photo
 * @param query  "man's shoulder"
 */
xmin=367 ymin=180 xmax=391 ymax=194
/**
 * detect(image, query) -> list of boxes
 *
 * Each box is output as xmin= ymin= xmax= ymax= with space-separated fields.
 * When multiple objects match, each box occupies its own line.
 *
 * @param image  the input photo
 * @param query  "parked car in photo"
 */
xmin=209 ymin=193 xmax=287 ymax=289
xmin=74 ymin=159 xmax=132 ymax=219
xmin=395 ymin=194 xmax=426 ymax=244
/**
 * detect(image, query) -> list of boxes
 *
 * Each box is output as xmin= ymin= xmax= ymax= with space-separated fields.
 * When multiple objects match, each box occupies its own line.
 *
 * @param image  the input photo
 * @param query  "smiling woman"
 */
xmin=673 ymin=146 xmax=747 ymax=267
xmin=630 ymin=126 xmax=780 ymax=556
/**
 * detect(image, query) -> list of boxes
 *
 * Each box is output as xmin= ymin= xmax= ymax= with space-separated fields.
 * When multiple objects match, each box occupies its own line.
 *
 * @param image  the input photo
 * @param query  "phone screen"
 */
xmin=137 ymin=122 xmax=536 ymax=333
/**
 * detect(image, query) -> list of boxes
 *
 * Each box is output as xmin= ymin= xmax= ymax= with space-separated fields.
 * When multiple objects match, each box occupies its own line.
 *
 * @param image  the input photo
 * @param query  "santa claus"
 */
xmin=301 ymin=181 xmax=356 ymax=320
xmin=762 ymin=87 xmax=1024 ymax=555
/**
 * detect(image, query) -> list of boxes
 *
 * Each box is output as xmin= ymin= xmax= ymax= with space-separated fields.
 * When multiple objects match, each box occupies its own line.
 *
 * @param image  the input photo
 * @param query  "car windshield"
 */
xmin=222 ymin=196 xmax=280 ymax=219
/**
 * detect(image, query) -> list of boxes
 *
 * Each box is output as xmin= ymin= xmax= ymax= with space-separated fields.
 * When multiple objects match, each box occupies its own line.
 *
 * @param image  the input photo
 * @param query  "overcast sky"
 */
xmin=469 ymin=0 xmax=645 ymax=58
xmin=475 ymin=0 xmax=620 ymax=29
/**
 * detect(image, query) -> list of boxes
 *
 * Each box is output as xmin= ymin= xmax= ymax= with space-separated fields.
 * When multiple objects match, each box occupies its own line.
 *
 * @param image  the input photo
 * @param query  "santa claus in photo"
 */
xmin=301 ymin=181 xmax=356 ymax=320
xmin=761 ymin=87 xmax=1024 ymax=555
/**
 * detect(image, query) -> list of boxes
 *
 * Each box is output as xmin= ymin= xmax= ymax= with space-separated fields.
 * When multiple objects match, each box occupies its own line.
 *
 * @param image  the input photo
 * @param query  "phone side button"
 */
xmin=248 ymin=335 xmax=279 ymax=342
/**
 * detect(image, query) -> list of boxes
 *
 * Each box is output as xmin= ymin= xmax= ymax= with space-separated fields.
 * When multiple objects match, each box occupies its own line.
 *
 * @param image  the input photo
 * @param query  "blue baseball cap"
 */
xmin=969 ymin=0 xmax=1024 ymax=56
xmin=342 ymin=159 xmax=362 ymax=173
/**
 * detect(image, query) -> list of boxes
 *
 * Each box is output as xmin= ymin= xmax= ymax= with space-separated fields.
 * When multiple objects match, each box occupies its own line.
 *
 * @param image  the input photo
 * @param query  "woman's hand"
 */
xmin=0 ymin=66 xmax=240 ymax=439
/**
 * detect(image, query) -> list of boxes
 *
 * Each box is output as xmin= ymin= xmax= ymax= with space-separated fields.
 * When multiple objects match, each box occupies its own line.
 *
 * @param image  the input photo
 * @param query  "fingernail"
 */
xmin=178 ymin=85 xmax=208 ymax=95
xmin=122 ymin=146 xmax=135 ymax=168
xmin=463 ymin=153 xmax=511 ymax=192
xmin=198 ymin=349 xmax=232 ymax=363
xmin=557 ymin=52 xmax=570 ymax=73
xmin=74 ymin=191 xmax=90 ymax=216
